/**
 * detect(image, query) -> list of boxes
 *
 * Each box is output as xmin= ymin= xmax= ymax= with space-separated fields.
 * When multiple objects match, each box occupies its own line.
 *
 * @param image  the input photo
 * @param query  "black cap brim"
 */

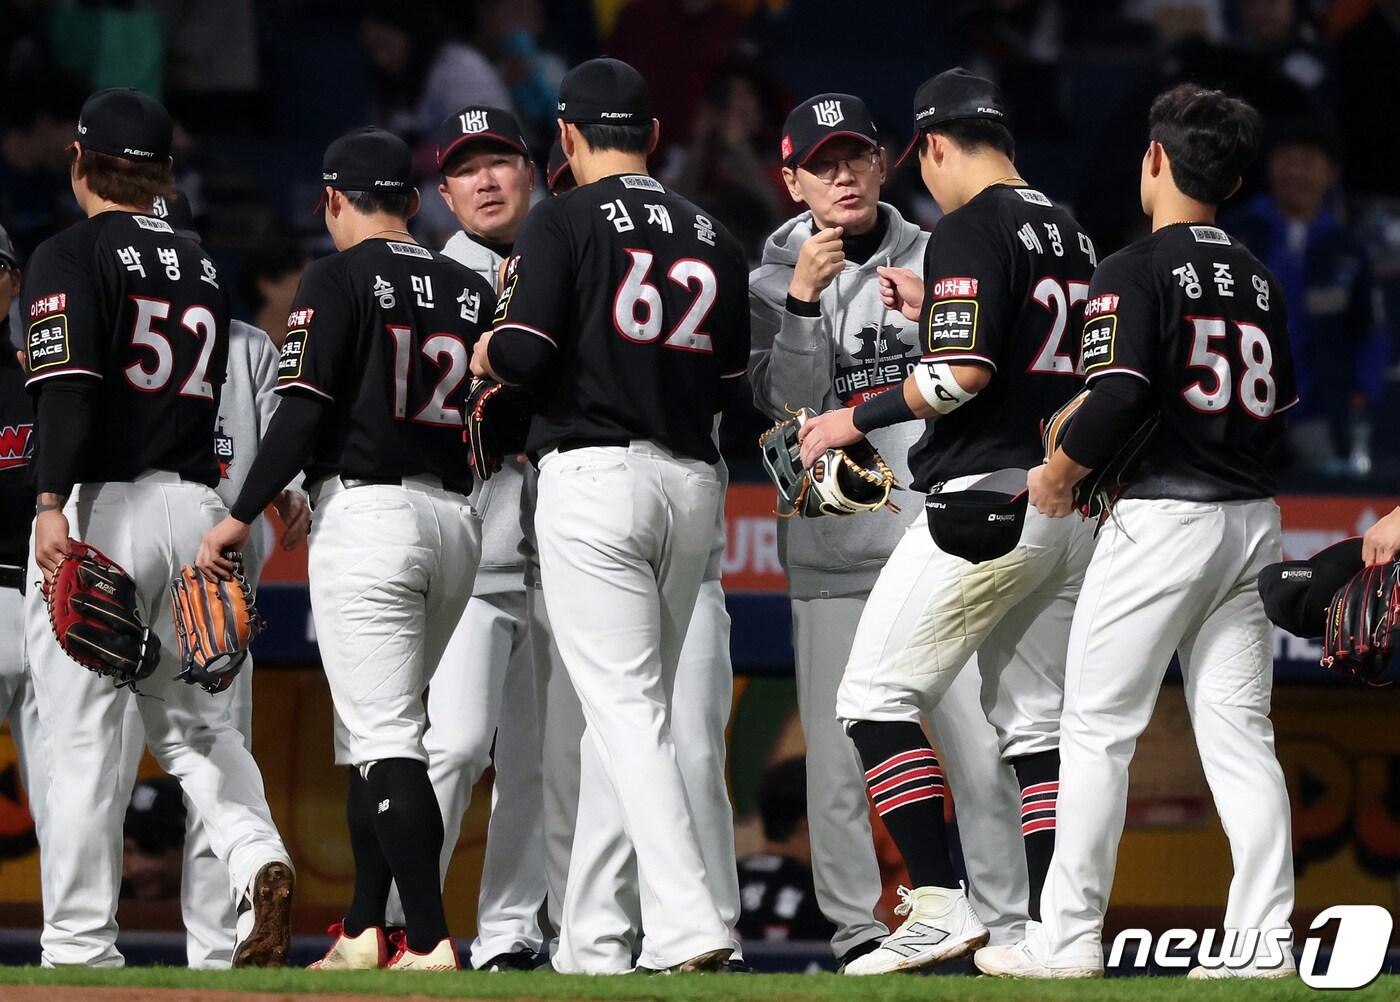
xmin=438 ymin=132 xmax=530 ymax=171
xmin=925 ymin=468 xmax=1029 ymax=564
xmin=790 ymin=131 xmax=879 ymax=169
xmin=893 ymin=131 xmax=923 ymax=170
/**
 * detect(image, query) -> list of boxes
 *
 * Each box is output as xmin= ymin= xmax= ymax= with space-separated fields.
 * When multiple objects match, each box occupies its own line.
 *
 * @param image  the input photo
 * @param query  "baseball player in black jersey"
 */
xmin=198 ymin=128 xmax=495 ymax=972
xmin=471 ymin=58 xmax=750 ymax=973
xmin=0 ymin=225 xmax=49 ymax=890
xmin=798 ymin=69 xmax=1097 ymax=975
xmin=22 ymin=89 xmax=293 ymax=968
xmin=978 ymin=86 xmax=1297 ymax=981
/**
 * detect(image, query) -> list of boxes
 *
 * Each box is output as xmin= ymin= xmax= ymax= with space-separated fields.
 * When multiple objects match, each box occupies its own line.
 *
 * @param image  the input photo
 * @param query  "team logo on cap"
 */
xmin=152 ymin=195 xmax=170 ymax=218
xmin=814 ymin=100 xmax=845 ymax=128
xmin=458 ymin=110 xmax=490 ymax=134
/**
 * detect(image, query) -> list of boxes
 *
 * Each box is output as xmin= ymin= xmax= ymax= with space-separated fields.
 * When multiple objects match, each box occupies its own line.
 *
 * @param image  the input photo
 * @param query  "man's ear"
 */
xmin=438 ymin=179 xmax=455 ymax=212
xmin=1148 ymin=140 xmax=1164 ymax=178
xmin=559 ymin=120 xmax=575 ymax=159
xmin=781 ymin=165 xmax=805 ymax=204
xmin=407 ymin=188 xmax=421 ymax=221
xmin=646 ymin=118 xmax=660 ymax=156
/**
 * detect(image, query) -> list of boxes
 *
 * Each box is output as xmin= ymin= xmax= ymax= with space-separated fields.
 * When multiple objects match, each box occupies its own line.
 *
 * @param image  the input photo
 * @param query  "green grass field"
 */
xmin=0 ymin=968 xmax=1396 ymax=1001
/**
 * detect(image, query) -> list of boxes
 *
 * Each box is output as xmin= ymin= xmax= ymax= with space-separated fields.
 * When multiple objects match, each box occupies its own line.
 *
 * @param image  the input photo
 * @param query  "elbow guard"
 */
xmin=914 ymin=361 xmax=979 ymax=415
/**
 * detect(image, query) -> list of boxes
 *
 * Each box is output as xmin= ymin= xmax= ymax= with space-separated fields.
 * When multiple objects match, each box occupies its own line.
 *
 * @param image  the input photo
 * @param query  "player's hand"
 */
xmin=876 ymin=266 xmax=924 ymax=323
xmin=471 ymin=330 xmax=495 ymax=379
xmin=790 ymin=227 xmax=845 ymax=303
xmin=34 ymin=509 xmax=73 ymax=584
xmin=273 ymin=489 xmax=311 ymax=551
xmin=1362 ymin=506 xmax=1400 ymax=566
xmin=797 ymin=408 xmax=862 ymax=469
xmin=1027 ymin=463 xmax=1075 ymax=518
xmin=196 ymin=516 xmax=252 ymax=581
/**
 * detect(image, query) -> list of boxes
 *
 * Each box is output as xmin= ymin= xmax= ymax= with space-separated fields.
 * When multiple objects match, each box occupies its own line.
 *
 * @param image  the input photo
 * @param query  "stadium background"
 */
xmin=3 ymin=0 xmax=1400 ymax=958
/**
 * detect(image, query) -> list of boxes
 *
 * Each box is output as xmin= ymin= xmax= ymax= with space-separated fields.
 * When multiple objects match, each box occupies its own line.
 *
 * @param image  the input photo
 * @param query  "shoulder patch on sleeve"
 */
xmin=26 ymin=312 xmax=71 ymax=370
xmin=924 ymin=296 xmax=979 ymax=354
xmin=277 ymin=327 xmax=309 ymax=380
xmin=1080 ymin=312 xmax=1117 ymax=371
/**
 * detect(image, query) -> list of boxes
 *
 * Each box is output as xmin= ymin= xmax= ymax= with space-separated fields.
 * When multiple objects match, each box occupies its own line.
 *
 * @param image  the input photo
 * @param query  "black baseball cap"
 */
xmin=75 ymin=88 xmax=172 ymax=162
xmin=546 ymin=137 xmax=574 ymax=193
xmin=150 ymin=191 xmax=198 ymax=240
xmin=0 ymin=223 xmax=17 ymax=269
xmin=925 ymin=468 xmax=1028 ymax=564
xmin=557 ymin=57 xmax=650 ymax=126
xmin=1259 ymin=537 xmax=1364 ymax=639
xmin=316 ymin=127 xmax=413 ymax=211
xmin=895 ymin=68 xmax=1009 ymax=168
xmin=780 ymin=93 xmax=879 ymax=169
xmin=436 ymin=106 xmax=529 ymax=171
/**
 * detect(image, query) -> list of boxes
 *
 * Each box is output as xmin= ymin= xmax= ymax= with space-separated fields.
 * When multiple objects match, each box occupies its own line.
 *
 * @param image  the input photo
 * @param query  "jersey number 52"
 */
xmin=124 ymin=296 xmax=219 ymax=398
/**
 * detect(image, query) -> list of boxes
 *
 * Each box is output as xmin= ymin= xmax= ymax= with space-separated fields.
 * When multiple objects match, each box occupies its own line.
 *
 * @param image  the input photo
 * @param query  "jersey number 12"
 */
xmin=387 ymin=326 xmax=471 ymax=427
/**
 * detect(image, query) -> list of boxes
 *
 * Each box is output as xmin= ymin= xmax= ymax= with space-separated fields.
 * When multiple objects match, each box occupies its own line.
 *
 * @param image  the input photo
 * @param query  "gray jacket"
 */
xmin=748 ymin=204 xmax=928 ymax=599
xmin=443 ymin=229 xmax=530 ymax=595
xmin=216 ymin=320 xmax=280 ymax=585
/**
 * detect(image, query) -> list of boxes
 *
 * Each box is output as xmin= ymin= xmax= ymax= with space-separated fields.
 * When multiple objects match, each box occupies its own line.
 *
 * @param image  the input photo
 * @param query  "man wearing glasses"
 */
xmin=748 ymin=92 xmax=1029 ymax=971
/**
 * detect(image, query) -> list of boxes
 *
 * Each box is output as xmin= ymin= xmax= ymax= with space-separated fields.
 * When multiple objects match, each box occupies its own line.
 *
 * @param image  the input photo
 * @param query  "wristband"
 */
xmin=785 ymin=294 xmax=821 ymax=318
xmin=853 ymin=387 xmax=916 ymax=433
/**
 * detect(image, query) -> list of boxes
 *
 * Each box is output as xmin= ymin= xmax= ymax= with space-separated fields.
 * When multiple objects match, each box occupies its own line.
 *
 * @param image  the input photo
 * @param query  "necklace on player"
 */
xmin=368 ymin=227 xmax=414 ymax=242
xmin=988 ymin=175 xmax=1026 ymax=188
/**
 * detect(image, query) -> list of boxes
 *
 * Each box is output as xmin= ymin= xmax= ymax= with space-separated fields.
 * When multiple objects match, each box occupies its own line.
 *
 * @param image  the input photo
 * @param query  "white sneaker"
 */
xmin=308 ymin=922 xmax=387 ymax=970
xmin=231 ymin=860 xmax=294 ymax=968
xmin=842 ymin=885 xmax=989 ymax=975
xmin=1188 ymin=961 xmax=1296 ymax=979
xmin=975 ymin=920 xmax=1104 ymax=979
xmin=387 ymin=935 xmax=460 ymax=971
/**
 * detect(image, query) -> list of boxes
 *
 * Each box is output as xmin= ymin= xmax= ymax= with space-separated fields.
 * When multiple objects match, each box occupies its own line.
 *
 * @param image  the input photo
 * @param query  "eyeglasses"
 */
xmin=802 ymin=150 xmax=881 ymax=184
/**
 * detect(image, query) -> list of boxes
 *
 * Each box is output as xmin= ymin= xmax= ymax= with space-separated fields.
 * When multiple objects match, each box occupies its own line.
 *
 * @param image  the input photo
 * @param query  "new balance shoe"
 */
xmin=1188 ymin=960 xmax=1296 ymax=980
xmin=974 ymin=920 xmax=1104 ymax=978
xmin=842 ymin=885 xmax=989 ymax=975
xmin=231 ymin=860 xmax=294 ymax=968
xmin=387 ymin=935 xmax=460 ymax=971
xmin=309 ymin=922 xmax=387 ymax=970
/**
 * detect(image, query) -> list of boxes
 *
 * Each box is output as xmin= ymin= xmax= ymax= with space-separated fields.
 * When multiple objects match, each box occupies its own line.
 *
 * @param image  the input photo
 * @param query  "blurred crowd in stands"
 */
xmin=3 ymin=0 xmax=1399 ymax=484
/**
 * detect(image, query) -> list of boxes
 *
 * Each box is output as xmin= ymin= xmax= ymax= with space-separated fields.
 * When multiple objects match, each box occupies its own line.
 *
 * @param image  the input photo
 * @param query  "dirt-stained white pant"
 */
xmin=25 ymin=474 xmax=289 ymax=967
xmin=1039 ymin=498 xmax=1294 ymax=964
xmin=792 ymin=594 xmax=1029 ymax=952
xmin=536 ymin=442 xmax=731 ymax=972
xmin=837 ymin=477 xmax=1094 ymax=757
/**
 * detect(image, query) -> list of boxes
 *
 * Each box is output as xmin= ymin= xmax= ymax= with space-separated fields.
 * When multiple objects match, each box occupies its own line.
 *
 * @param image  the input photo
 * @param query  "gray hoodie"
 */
xmin=749 ymin=203 xmax=928 ymax=599
xmin=216 ymin=320 xmax=281 ymax=585
xmin=442 ymin=229 xmax=529 ymax=595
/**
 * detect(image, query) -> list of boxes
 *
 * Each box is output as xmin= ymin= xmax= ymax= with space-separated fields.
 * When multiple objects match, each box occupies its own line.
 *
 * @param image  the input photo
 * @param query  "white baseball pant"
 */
xmin=306 ymin=476 xmax=480 ymax=768
xmin=25 ymin=473 xmax=289 ymax=967
xmin=116 ymin=517 xmax=271 ymax=969
xmin=386 ymin=586 xmax=546 ymax=966
xmin=793 ymin=594 xmax=1028 ymax=952
xmin=837 ymin=477 xmax=1094 ymax=755
xmin=550 ymin=578 xmax=741 ymax=972
xmin=0 ymin=584 xmax=51 ymax=882
xmin=536 ymin=442 xmax=731 ymax=971
xmin=1040 ymin=498 xmax=1294 ymax=964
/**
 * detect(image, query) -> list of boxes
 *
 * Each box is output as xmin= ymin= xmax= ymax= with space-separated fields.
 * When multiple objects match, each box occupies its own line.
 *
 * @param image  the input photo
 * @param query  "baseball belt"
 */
xmin=0 ymin=564 xmax=24 ymax=595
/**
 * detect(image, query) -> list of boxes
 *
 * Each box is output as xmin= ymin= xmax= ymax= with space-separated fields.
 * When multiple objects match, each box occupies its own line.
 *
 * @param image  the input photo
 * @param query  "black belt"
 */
xmin=0 ymin=564 xmax=24 ymax=595
xmin=313 ymin=475 xmax=472 ymax=502
xmin=557 ymin=437 xmax=632 ymax=453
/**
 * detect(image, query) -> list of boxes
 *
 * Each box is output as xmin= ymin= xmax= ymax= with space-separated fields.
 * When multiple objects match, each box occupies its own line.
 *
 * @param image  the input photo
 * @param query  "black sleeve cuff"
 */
xmin=488 ymin=331 xmax=556 ymax=387
xmin=785 ymin=294 xmax=821 ymax=318
xmin=229 ymin=394 xmax=325 ymax=522
xmin=35 ymin=380 xmax=98 ymax=497
xmin=852 ymin=387 xmax=916 ymax=434
xmin=1060 ymin=375 xmax=1153 ymax=470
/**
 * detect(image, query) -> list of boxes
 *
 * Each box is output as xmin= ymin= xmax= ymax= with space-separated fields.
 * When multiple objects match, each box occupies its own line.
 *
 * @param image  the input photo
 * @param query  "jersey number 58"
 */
xmin=1182 ymin=317 xmax=1276 ymax=418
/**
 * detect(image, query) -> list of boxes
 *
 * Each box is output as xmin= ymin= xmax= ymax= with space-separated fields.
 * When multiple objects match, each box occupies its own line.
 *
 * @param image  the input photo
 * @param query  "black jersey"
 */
xmin=276 ymin=238 xmax=495 ymax=493
xmin=907 ymin=185 xmax=1096 ymax=491
xmin=735 ymin=853 xmax=836 ymax=944
xmin=490 ymin=173 xmax=749 ymax=463
xmin=1080 ymin=223 xmax=1297 ymax=501
xmin=0 ymin=352 xmax=35 ymax=567
xmin=21 ymin=211 xmax=230 ymax=486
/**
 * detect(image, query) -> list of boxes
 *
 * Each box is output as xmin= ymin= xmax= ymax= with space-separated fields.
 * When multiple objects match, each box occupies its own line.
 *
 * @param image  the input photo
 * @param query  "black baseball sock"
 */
xmin=1012 ymin=749 xmax=1060 ymax=922
xmin=848 ymin=720 xmax=956 ymax=889
xmin=365 ymin=758 xmax=449 ymax=953
xmin=343 ymin=769 xmax=392 ymax=937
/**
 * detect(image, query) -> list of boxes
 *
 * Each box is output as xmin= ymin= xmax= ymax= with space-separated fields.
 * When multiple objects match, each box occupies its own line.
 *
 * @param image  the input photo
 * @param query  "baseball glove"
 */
xmin=758 ymin=408 xmax=899 ymax=518
xmin=44 ymin=542 xmax=160 ymax=689
xmin=1042 ymin=387 xmax=1159 ymax=524
xmin=1321 ymin=562 xmax=1400 ymax=683
xmin=464 ymin=377 xmax=532 ymax=480
xmin=169 ymin=557 xmax=264 ymax=694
